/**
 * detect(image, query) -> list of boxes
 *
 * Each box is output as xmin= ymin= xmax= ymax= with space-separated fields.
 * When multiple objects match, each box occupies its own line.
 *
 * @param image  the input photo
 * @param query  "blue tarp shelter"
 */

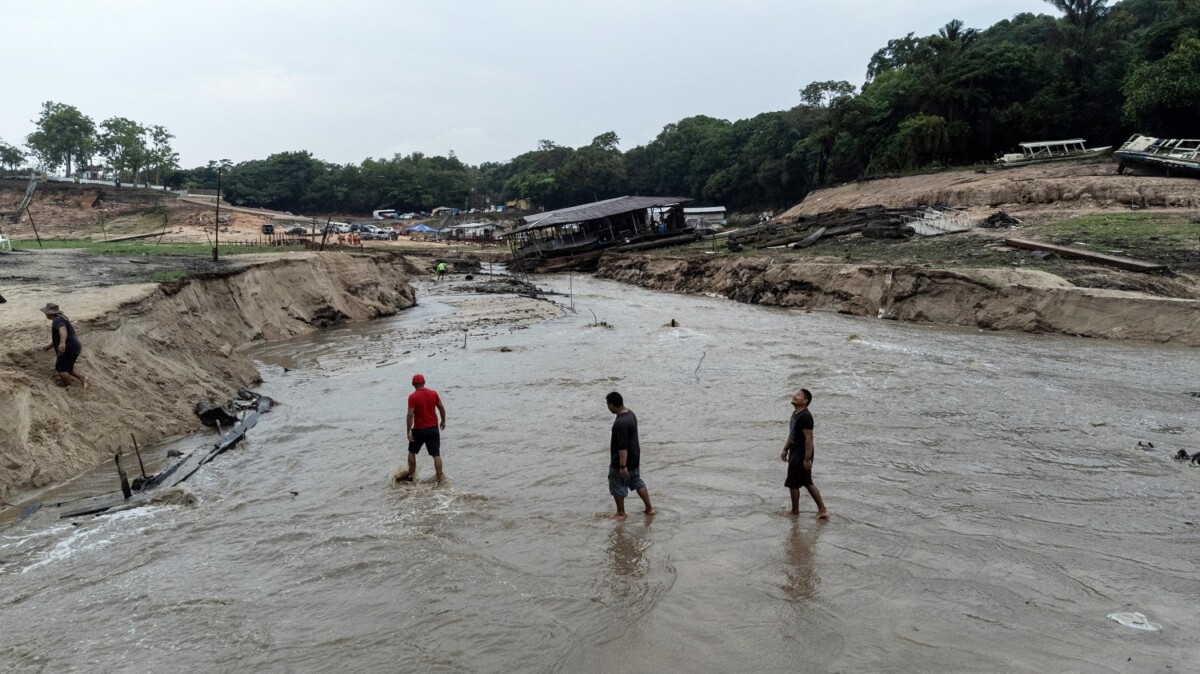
xmin=405 ymin=224 xmax=440 ymax=233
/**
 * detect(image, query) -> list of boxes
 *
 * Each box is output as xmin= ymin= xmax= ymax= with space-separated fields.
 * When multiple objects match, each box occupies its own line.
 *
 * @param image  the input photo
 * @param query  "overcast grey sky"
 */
xmin=2 ymin=0 xmax=1057 ymax=168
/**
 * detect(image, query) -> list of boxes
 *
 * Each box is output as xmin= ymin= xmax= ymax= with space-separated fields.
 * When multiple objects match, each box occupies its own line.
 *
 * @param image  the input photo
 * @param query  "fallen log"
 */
xmin=611 ymin=232 xmax=700 ymax=252
xmin=788 ymin=223 xmax=866 ymax=248
xmin=790 ymin=227 xmax=826 ymax=249
xmin=751 ymin=207 xmax=903 ymax=248
xmin=757 ymin=225 xmax=823 ymax=248
xmin=1003 ymin=238 xmax=1167 ymax=273
xmin=822 ymin=223 xmax=868 ymax=238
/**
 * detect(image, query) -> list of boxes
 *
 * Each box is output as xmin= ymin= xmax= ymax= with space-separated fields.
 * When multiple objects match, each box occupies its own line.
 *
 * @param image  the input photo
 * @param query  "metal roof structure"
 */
xmin=683 ymin=206 xmax=726 ymax=214
xmin=1018 ymin=139 xmax=1086 ymax=149
xmin=512 ymin=196 xmax=691 ymax=234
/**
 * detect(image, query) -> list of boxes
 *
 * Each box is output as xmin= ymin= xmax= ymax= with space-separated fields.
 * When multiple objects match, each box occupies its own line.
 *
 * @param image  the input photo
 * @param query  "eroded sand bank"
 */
xmin=0 ymin=252 xmax=421 ymax=500
xmin=597 ymin=254 xmax=1200 ymax=345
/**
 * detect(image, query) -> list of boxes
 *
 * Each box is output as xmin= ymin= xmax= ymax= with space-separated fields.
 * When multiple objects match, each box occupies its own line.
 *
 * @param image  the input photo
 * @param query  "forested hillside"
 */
xmin=6 ymin=0 xmax=1198 ymax=216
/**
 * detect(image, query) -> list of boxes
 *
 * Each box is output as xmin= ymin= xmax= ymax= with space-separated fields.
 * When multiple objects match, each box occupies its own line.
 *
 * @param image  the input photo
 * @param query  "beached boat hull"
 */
xmin=995 ymin=146 xmax=1112 ymax=168
xmin=1114 ymin=135 xmax=1200 ymax=179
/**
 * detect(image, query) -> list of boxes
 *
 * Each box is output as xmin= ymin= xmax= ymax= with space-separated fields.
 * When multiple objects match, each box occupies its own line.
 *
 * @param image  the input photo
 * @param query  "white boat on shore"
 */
xmin=995 ymin=139 xmax=1112 ymax=168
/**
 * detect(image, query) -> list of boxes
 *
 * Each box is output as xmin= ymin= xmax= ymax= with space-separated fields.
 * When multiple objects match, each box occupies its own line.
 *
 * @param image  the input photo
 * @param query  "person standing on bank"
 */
xmin=436 ymin=261 xmax=447 ymax=281
xmin=781 ymin=388 xmax=828 ymax=519
xmin=406 ymin=374 xmax=447 ymax=483
xmin=606 ymin=391 xmax=654 ymax=518
xmin=41 ymin=303 xmax=86 ymax=388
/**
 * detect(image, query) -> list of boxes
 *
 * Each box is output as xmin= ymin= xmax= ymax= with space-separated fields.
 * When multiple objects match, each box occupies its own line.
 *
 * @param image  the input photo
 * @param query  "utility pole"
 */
xmin=213 ymin=169 xmax=221 ymax=262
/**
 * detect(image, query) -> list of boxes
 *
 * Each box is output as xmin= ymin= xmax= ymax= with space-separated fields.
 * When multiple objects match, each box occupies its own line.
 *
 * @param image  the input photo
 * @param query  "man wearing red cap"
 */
xmin=406 ymin=374 xmax=447 ymax=482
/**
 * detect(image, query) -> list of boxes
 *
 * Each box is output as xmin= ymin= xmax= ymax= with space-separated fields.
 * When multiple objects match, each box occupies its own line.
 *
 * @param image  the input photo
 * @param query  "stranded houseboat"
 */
xmin=504 ymin=196 xmax=691 ymax=272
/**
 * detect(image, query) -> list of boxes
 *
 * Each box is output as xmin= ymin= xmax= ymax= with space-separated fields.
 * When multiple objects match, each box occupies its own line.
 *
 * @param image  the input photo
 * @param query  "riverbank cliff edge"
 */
xmin=597 ymin=254 xmax=1200 ymax=346
xmin=1 ymin=253 xmax=418 ymax=501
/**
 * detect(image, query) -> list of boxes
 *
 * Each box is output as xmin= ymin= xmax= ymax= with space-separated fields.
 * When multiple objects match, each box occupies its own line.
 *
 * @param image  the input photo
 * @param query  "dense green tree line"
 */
xmin=8 ymin=0 xmax=1199 ymax=215
xmin=8 ymin=101 xmax=179 ymax=184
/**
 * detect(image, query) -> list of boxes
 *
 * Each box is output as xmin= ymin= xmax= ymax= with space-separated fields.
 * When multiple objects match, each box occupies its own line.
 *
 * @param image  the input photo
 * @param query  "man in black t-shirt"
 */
xmin=41 ymin=303 xmax=87 ymax=388
xmin=606 ymin=391 xmax=654 ymax=518
xmin=780 ymin=388 xmax=827 ymax=519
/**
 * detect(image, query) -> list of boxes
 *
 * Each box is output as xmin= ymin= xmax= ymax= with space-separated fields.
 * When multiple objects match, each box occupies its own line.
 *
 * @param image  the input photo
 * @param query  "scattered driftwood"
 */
xmin=612 ymin=232 xmax=701 ymax=252
xmin=862 ymin=219 xmax=915 ymax=239
xmin=61 ymin=391 xmax=275 ymax=518
xmin=731 ymin=206 xmax=917 ymax=250
xmin=195 ymin=390 xmax=272 ymax=427
xmin=194 ymin=400 xmax=238 ymax=427
xmin=1004 ymin=238 xmax=1167 ymax=273
xmin=980 ymin=211 xmax=1022 ymax=229
xmin=1173 ymin=449 xmax=1200 ymax=464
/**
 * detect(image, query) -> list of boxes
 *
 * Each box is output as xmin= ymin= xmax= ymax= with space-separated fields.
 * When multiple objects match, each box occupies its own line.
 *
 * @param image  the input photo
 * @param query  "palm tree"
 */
xmin=936 ymin=19 xmax=979 ymax=50
xmin=1044 ymin=0 xmax=1110 ymax=33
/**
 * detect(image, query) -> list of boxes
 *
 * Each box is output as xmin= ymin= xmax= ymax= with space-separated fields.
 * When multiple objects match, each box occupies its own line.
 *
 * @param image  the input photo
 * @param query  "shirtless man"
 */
xmin=781 ymin=388 xmax=828 ymax=519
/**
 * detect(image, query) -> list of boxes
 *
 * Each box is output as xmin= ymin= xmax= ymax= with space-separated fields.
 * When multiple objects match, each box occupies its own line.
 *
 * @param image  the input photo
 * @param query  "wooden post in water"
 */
xmin=115 ymin=453 xmax=132 ymax=499
xmin=131 ymin=434 xmax=148 ymax=482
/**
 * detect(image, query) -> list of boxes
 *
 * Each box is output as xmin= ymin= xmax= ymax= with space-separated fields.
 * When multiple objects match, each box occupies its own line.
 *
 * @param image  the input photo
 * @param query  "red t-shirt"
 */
xmin=408 ymin=388 xmax=441 ymax=429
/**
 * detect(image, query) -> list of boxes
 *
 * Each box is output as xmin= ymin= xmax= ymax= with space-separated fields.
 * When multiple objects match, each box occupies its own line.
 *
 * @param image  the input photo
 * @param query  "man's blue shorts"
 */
xmin=608 ymin=467 xmax=646 ymax=497
xmin=408 ymin=426 xmax=440 ymax=456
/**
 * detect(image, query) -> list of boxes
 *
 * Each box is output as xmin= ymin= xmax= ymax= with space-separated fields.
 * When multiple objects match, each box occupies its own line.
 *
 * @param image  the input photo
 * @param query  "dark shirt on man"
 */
xmin=51 ymin=315 xmax=82 ymax=354
xmin=788 ymin=409 xmax=814 ymax=464
xmin=610 ymin=410 xmax=641 ymax=470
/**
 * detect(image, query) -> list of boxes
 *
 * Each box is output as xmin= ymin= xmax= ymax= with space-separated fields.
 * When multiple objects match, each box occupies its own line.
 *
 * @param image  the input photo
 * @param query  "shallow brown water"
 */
xmin=2 ymin=274 xmax=1198 ymax=672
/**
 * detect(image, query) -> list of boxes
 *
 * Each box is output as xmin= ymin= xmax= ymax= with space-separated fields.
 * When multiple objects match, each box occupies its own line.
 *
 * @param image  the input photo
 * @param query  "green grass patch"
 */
xmin=147 ymin=269 xmax=188 ymax=282
xmin=1031 ymin=212 xmax=1200 ymax=270
xmin=10 ymin=239 xmax=288 ymax=256
xmin=1035 ymin=212 xmax=1200 ymax=247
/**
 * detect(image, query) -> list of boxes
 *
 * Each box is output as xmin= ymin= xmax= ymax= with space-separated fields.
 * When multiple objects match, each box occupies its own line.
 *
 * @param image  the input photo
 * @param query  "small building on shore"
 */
xmin=504 ymin=195 xmax=691 ymax=271
xmin=683 ymin=206 xmax=726 ymax=225
xmin=443 ymin=222 xmax=501 ymax=240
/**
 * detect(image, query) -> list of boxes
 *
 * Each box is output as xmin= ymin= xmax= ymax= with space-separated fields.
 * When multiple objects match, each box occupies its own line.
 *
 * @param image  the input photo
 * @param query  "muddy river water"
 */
xmin=2 ymin=274 xmax=1198 ymax=672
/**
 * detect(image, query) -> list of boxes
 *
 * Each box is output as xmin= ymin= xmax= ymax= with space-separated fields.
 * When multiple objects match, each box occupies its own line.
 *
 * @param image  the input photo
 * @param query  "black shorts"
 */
xmin=785 ymin=460 xmax=813 ymax=488
xmin=55 ymin=351 xmax=80 ymax=373
xmin=408 ymin=426 xmax=441 ymax=456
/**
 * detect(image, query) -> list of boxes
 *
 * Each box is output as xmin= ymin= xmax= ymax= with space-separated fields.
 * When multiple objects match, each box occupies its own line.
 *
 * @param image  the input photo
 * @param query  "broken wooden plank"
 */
xmin=610 ymin=232 xmax=699 ymax=252
xmin=790 ymin=227 xmax=827 ymax=249
xmin=1003 ymin=238 xmax=1167 ymax=272
xmin=59 ymin=410 xmax=265 ymax=518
